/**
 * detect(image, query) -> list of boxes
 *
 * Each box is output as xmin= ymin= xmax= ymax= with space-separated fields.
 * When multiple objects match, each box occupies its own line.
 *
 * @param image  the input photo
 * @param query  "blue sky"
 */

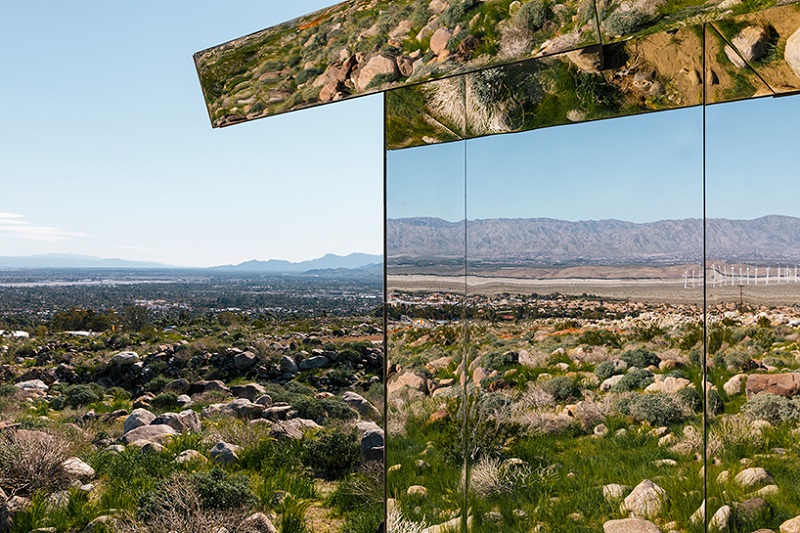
xmin=389 ymin=97 xmax=800 ymax=223
xmin=0 ymin=1 xmax=381 ymax=267
xmin=2 ymin=3 xmax=798 ymax=267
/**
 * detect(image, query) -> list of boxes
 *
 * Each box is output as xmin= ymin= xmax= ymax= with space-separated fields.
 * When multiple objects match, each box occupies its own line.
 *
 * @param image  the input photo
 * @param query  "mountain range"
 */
xmin=0 ymin=252 xmax=382 ymax=272
xmin=210 ymin=253 xmax=382 ymax=272
xmin=387 ymin=215 xmax=800 ymax=264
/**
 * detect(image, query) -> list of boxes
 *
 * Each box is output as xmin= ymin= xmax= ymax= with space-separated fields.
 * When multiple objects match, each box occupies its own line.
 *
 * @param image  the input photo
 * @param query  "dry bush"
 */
xmin=128 ymin=474 xmax=253 ymax=533
xmin=387 ymin=508 xmax=426 ymax=533
xmin=424 ymin=77 xmax=466 ymax=133
xmin=0 ymin=429 xmax=70 ymax=495
xmin=202 ymin=417 xmax=272 ymax=450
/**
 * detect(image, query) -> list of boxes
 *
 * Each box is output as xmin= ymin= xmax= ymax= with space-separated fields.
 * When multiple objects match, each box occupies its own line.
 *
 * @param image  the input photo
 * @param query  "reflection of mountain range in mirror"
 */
xmin=388 ymin=215 xmax=800 ymax=264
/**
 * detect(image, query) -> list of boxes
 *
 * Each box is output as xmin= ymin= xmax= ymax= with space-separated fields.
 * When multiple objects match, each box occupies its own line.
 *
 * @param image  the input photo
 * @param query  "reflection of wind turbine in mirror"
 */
xmin=754 ymin=267 xmax=758 ymax=285
xmin=684 ymin=270 xmax=688 ymax=289
xmin=766 ymin=267 xmax=770 ymax=285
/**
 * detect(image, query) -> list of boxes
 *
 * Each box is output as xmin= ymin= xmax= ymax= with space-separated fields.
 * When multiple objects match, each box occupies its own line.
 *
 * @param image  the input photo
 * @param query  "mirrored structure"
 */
xmin=197 ymin=2 xmax=800 ymax=532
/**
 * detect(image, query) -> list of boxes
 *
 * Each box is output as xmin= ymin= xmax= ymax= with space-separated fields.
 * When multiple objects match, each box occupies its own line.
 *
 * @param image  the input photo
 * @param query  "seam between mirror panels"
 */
xmin=462 ymin=73 xmax=469 ymax=533
xmin=382 ymin=90 xmax=389 ymax=533
xmin=702 ymin=23 xmax=708 ymax=533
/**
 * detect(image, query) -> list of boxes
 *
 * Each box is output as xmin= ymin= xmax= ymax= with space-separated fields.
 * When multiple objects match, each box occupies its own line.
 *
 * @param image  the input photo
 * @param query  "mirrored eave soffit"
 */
xmin=195 ymin=0 xmax=800 ymax=129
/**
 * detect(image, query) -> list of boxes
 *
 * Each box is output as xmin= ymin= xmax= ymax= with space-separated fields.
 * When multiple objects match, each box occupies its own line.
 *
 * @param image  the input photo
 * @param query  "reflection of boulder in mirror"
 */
xmin=711 ymin=4 xmax=800 ymax=95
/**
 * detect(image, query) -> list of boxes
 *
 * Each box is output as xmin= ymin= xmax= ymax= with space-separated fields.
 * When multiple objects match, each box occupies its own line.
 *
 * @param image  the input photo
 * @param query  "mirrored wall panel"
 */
xmin=711 ymin=3 xmax=800 ymax=96
xmin=463 ymin=107 xmax=705 ymax=532
xmin=705 ymin=94 xmax=800 ymax=533
xmin=386 ymin=139 xmax=469 ymax=532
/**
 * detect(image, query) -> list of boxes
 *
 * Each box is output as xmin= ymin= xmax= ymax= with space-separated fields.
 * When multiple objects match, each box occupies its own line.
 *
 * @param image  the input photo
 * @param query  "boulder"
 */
xmin=603 ymin=518 xmax=662 ymax=533
xmin=298 ymin=355 xmax=331 ymax=370
xmin=262 ymin=404 xmax=293 ymax=421
xmin=746 ymin=373 xmax=800 ymax=398
xmin=176 ymin=450 xmax=208 ymax=465
xmin=735 ymin=467 xmax=774 ymax=489
xmin=388 ymin=372 xmax=428 ymax=396
xmin=601 ymin=374 xmax=625 ymax=391
xmin=209 ymin=441 xmax=240 ymax=465
xmin=240 ymin=512 xmax=279 ymax=533
xmin=407 ymin=485 xmax=429 ymax=497
xmin=342 ymin=391 xmax=380 ymax=418
xmin=280 ymin=355 xmax=299 ymax=374
xmin=567 ymin=45 xmax=604 ymax=73
xmin=110 ymin=351 xmax=139 ymax=365
xmin=361 ymin=428 xmax=385 ymax=463
xmin=254 ymin=394 xmax=273 ymax=407
xmin=603 ymin=484 xmax=630 ymax=502
xmin=786 ymin=27 xmax=800 ymax=80
xmin=621 ymin=480 xmax=666 ymax=519
xmin=226 ymin=398 xmax=265 ymax=420
xmin=723 ymin=374 xmax=747 ymax=396
xmin=645 ymin=376 xmax=691 ymax=393
xmin=61 ymin=457 xmax=95 ymax=481
xmin=724 ymin=26 xmax=769 ymax=68
xmin=233 ymin=351 xmax=257 ymax=370
xmin=782 ymin=517 xmax=800 ymax=533
xmin=736 ymin=497 xmax=769 ymax=522
xmin=231 ymin=383 xmax=267 ymax=402
xmin=269 ymin=418 xmax=320 ymax=440
xmin=709 ymin=504 xmax=732 ymax=531
xmin=14 ymin=379 xmax=48 ymax=392
xmin=355 ymin=55 xmax=399 ymax=91
xmin=176 ymin=394 xmax=192 ymax=407
xmin=123 ymin=408 xmax=156 ymax=433
xmin=122 ymin=424 xmax=177 ymax=445
xmin=152 ymin=410 xmax=202 ymax=433
xmin=430 ymin=28 xmax=453 ymax=56
xmin=163 ymin=378 xmax=191 ymax=395
xmin=190 ymin=380 xmax=230 ymax=395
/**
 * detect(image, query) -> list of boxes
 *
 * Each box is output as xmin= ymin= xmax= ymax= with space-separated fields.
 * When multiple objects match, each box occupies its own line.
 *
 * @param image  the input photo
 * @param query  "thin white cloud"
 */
xmin=0 ymin=214 xmax=89 ymax=242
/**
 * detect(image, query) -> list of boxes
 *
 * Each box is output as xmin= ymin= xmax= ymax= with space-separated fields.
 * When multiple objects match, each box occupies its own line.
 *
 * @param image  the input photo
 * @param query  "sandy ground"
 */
xmin=389 ymin=274 xmax=800 ymax=305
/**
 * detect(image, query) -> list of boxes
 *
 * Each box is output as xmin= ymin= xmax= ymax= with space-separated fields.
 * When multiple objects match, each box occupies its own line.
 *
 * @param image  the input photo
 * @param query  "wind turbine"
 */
xmin=766 ymin=267 xmax=771 ymax=285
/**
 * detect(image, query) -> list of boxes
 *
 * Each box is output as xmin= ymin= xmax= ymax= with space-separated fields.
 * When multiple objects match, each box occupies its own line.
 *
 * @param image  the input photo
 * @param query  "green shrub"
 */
xmin=192 ymin=467 xmax=257 ymax=510
xmin=518 ymin=0 xmax=552 ymax=31
xmin=619 ymin=348 xmax=660 ymax=369
xmin=594 ymin=360 xmax=619 ymax=382
xmin=610 ymin=368 xmax=654 ymax=392
xmin=441 ymin=0 xmax=480 ymax=27
xmin=628 ymin=393 xmax=688 ymax=426
xmin=0 ymin=383 xmax=17 ymax=397
xmin=578 ymin=329 xmax=622 ymax=348
xmin=481 ymin=350 xmax=516 ymax=370
xmin=302 ymin=430 xmax=360 ymax=478
xmin=677 ymin=387 xmax=702 ymax=412
xmin=541 ymin=376 xmax=581 ymax=402
xmin=293 ymin=396 xmax=358 ymax=421
xmin=150 ymin=392 xmax=178 ymax=409
xmin=741 ymin=393 xmax=800 ymax=425
xmin=144 ymin=374 xmax=171 ymax=393
xmin=296 ymin=67 xmax=323 ymax=85
xmin=707 ymin=389 xmax=724 ymax=415
xmin=50 ymin=384 xmax=102 ymax=409
xmin=602 ymin=8 xmax=654 ymax=37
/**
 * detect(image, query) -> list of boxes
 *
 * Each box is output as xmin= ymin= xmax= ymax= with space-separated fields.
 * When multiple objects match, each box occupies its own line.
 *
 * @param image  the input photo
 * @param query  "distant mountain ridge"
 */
xmin=0 ymin=254 xmax=170 ymax=269
xmin=0 ymin=252 xmax=382 ymax=272
xmin=388 ymin=215 xmax=800 ymax=264
xmin=210 ymin=253 xmax=382 ymax=273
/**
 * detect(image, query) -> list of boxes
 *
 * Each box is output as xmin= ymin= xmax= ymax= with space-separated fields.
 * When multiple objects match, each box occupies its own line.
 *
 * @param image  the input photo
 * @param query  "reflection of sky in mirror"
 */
xmin=706 ymin=95 xmax=800 ymax=219
xmin=387 ymin=142 xmax=465 ymax=222
xmin=465 ymin=108 xmax=704 ymax=223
